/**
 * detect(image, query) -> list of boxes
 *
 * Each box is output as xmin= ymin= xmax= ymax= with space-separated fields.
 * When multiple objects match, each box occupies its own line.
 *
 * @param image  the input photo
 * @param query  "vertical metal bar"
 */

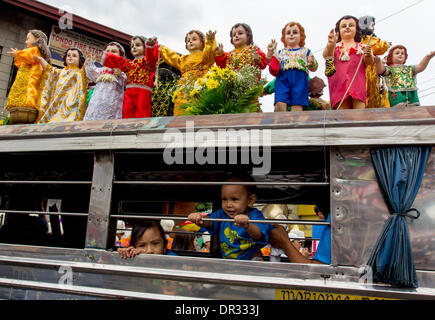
xmin=330 ymin=147 xmax=336 ymax=266
xmin=85 ymin=151 xmax=114 ymax=249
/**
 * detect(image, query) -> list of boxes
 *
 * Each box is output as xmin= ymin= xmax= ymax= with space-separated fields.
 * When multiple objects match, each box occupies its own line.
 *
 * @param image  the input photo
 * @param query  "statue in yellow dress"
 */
xmin=6 ymin=30 xmax=51 ymax=121
xmin=159 ymin=30 xmax=217 ymax=116
xmin=359 ymin=16 xmax=391 ymax=108
xmin=34 ymin=48 xmax=88 ymax=123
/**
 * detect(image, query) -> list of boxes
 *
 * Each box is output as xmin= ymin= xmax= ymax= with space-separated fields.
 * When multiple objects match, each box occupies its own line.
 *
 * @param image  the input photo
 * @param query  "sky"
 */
xmin=39 ymin=0 xmax=435 ymax=112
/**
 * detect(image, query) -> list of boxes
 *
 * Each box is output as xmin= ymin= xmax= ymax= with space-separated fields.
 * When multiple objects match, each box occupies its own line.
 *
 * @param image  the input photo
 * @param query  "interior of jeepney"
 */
xmin=0 ymin=146 xmax=330 ymax=263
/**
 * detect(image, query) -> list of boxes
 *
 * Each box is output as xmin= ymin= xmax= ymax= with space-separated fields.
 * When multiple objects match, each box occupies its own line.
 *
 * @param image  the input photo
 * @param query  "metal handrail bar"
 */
xmin=0 ymin=180 xmax=92 ymax=185
xmin=111 ymin=214 xmax=330 ymax=226
xmin=113 ymin=181 xmax=329 ymax=187
xmin=0 ymin=210 xmax=88 ymax=217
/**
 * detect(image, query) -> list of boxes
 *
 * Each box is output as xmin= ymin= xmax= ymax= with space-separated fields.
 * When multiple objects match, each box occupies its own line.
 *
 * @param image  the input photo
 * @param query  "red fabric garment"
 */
xmin=328 ymin=42 xmax=367 ymax=109
xmin=269 ymin=56 xmax=280 ymax=77
xmin=122 ymin=87 xmax=152 ymax=119
xmin=103 ymin=42 xmax=159 ymax=88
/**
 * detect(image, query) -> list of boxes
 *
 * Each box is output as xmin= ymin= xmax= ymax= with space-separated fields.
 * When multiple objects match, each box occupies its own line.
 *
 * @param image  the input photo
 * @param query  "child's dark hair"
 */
xmin=63 ymin=48 xmax=86 ymax=68
xmin=130 ymin=220 xmax=167 ymax=250
xmin=225 ymin=171 xmax=257 ymax=196
xmin=171 ymin=232 xmax=196 ymax=251
xmin=314 ymin=204 xmax=330 ymax=219
xmin=335 ymin=15 xmax=362 ymax=42
xmin=230 ymin=23 xmax=253 ymax=45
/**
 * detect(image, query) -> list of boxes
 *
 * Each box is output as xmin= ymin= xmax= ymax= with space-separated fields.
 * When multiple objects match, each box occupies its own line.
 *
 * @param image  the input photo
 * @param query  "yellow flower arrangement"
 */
xmin=177 ymin=64 xmax=265 ymax=115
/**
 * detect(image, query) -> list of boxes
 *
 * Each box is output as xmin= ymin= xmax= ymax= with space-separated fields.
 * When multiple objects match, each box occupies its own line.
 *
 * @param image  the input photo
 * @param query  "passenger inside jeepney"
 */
xmin=269 ymin=205 xmax=330 ymax=264
xmin=187 ymin=173 xmax=272 ymax=260
xmin=117 ymin=220 xmax=177 ymax=259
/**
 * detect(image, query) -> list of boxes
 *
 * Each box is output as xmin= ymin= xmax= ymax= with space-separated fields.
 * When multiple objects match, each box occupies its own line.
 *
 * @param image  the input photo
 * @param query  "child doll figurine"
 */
xmin=323 ymin=15 xmax=374 ymax=110
xmin=83 ymin=42 xmax=127 ymax=120
xmin=6 ymin=30 xmax=51 ymax=120
xmin=267 ymin=22 xmax=318 ymax=112
xmin=376 ymin=45 xmax=435 ymax=107
xmin=215 ymin=23 xmax=268 ymax=111
xmin=34 ymin=47 xmax=88 ymax=123
xmin=215 ymin=23 xmax=268 ymax=72
xmin=103 ymin=36 xmax=159 ymax=119
xmin=160 ymin=30 xmax=217 ymax=116
xmin=359 ymin=16 xmax=391 ymax=108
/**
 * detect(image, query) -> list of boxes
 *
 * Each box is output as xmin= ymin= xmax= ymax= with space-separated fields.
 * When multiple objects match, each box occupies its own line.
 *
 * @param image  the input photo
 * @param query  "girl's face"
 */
xmin=65 ymin=50 xmax=80 ymax=67
xmin=135 ymin=226 xmax=165 ymax=254
xmin=284 ymin=25 xmax=301 ymax=48
xmin=392 ymin=48 xmax=407 ymax=65
xmin=232 ymin=26 xmax=249 ymax=48
xmin=221 ymin=185 xmax=256 ymax=218
xmin=105 ymin=44 xmax=121 ymax=56
xmin=131 ymin=38 xmax=145 ymax=57
xmin=339 ymin=18 xmax=357 ymax=41
xmin=25 ymin=32 xmax=37 ymax=48
xmin=186 ymin=32 xmax=204 ymax=52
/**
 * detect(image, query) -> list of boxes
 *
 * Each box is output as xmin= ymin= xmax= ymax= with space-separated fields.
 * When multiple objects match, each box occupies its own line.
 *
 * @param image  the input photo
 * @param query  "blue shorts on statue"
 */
xmin=274 ymin=69 xmax=309 ymax=107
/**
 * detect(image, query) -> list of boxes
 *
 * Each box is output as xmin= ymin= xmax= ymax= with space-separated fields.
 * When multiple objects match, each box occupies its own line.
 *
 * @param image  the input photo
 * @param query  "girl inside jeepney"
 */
xmin=34 ymin=47 xmax=88 ymax=123
xmin=117 ymin=220 xmax=177 ymax=259
xmin=323 ymin=15 xmax=375 ymax=110
xmin=6 ymin=30 xmax=51 ymax=119
xmin=267 ymin=22 xmax=318 ymax=112
xmin=83 ymin=42 xmax=127 ymax=121
xmin=159 ymin=30 xmax=217 ymax=116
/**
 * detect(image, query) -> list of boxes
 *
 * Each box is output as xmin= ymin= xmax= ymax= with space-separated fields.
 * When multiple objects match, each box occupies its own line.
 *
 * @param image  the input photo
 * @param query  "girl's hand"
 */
xmin=428 ymin=51 xmax=435 ymax=59
xmin=117 ymin=247 xmax=136 ymax=259
xmin=206 ymin=30 xmax=216 ymax=41
xmin=216 ymin=43 xmax=224 ymax=56
xmin=8 ymin=48 xmax=18 ymax=58
xmin=234 ymin=214 xmax=250 ymax=229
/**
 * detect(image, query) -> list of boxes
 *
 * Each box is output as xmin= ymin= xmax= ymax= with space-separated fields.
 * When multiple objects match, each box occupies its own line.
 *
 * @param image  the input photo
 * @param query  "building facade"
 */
xmin=0 ymin=0 xmax=132 ymax=110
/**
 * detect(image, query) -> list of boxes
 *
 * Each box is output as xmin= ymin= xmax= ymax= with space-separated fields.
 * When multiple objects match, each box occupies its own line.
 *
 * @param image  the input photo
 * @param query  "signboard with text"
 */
xmin=48 ymin=25 xmax=106 ymax=67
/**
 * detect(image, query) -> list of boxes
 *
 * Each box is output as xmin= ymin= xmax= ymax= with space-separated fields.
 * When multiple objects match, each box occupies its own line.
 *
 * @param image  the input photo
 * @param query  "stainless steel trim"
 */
xmin=113 ymin=181 xmax=329 ymax=186
xmin=1 ymin=210 xmax=88 ymax=217
xmin=110 ymin=214 xmax=331 ymax=226
xmin=0 ymin=278 xmax=206 ymax=300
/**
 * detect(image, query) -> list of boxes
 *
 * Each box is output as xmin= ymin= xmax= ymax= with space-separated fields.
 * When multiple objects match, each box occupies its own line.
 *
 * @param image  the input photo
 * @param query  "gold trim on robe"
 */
xmin=362 ymin=36 xmax=390 ymax=108
xmin=37 ymin=65 xmax=88 ymax=123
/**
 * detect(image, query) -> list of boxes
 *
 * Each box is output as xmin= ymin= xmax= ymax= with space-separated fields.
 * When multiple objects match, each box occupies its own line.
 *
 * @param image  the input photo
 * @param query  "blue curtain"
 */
xmin=366 ymin=146 xmax=431 ymax=288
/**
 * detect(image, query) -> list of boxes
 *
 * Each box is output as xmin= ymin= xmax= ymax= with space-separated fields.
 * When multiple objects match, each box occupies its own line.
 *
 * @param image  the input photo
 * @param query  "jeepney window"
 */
xmin=110 ymin=147 xmax=330 ymax=262
xmin=0 ymin=151 xmax=94 ymax=248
